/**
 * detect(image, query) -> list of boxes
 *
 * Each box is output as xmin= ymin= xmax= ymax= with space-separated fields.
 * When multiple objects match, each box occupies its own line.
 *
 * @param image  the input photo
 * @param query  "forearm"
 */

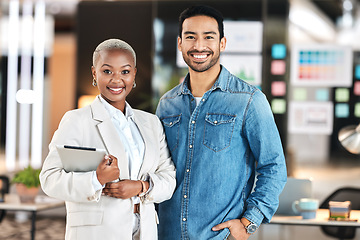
xmin=40 ymin=162 xmax=97 ymax=202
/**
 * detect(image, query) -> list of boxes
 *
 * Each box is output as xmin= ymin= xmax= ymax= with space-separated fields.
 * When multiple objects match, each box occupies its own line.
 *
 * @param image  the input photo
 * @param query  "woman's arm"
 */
xmin=40 ymin=110 xmax=105 ymax=203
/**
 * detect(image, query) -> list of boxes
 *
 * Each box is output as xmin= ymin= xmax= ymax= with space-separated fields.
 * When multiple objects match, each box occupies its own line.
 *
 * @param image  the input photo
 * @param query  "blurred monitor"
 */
xmin=276 ymin=177 xmax=312 ymax=216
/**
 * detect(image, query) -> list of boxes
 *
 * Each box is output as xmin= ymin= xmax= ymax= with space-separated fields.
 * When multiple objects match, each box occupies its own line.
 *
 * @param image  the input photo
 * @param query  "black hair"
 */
xmin=178 ymin=5 xmax=224 ymax=40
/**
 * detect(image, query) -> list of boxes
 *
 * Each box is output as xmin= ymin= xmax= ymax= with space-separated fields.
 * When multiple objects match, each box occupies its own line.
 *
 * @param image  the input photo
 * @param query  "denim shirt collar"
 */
xmin=178 ymin=65 xmax=230 ymax=96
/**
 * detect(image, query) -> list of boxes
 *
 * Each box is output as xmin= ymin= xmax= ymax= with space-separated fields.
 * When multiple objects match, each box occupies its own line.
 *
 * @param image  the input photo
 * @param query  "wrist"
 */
xmin=241 ymin=217 xmax=258 ymax=235
xmin=137 ymin=180 xmax=148 ymax=197
xmin=240 ymin=217 xmax=250 ymax=227
xmin=96 ymin=171 xmax=105 ymax=186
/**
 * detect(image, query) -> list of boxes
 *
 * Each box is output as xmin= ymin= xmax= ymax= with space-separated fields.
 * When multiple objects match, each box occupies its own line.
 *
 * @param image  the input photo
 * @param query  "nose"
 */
xmin=112 ymin=72 xmax=122 ymax=82
xmin=194 ymin=38 xmax=206 ymax=51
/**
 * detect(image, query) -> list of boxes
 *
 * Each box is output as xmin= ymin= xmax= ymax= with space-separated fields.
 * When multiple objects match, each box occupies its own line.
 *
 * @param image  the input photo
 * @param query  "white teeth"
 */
xmin=109 ymin=87 xmax=123 ymax=92
xmin=193 ymin=54 xmax=207 ymax=59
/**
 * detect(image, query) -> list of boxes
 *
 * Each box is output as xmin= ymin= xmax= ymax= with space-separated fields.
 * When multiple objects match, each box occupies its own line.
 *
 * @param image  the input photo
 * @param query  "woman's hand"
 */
xmin=102 ymin=180 xmax=144 ymax=199
xmin=96 ymin=154 xmax=120 ymax=185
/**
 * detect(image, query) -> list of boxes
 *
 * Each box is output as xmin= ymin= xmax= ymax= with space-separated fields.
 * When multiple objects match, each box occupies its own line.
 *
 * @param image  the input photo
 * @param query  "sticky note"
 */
xmin=271 ymin=44 xmax=287 ymax=59
xmin=335 ymin=88 xmax=350 ymax=102
xmin=271 ymin=81 xmax=286 ymax=96
xmin=293 ymin=88 xmax=307 ymax=101
xmin=316 ymin=89 xmax=329 ymax=101
xmin=354 ymin=82 xmax=360 ymax=96
xmin=355 ymin=65 xmax=360 ymax=79
xmin=354 ymin=103 xmax=360 ymax=117
xmin=335 ymin=103 xmax=349 ymax=118
xmin=271 ymin=60 xmax=286 ymax=75
xmin=271 ymin=99 xmax=286 ymax=114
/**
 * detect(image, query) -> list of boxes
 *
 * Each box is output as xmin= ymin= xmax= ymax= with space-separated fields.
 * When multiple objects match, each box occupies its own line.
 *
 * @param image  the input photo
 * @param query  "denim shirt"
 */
xmin=156 ymin=66 xmax=287 ymax=240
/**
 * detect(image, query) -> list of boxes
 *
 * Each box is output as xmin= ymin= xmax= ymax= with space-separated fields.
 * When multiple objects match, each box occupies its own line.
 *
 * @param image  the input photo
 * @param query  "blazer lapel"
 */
xmin=90 ymin=97 xmax=130 ymax=179
xmin=132 ymin=111 xmax=156 ymax=179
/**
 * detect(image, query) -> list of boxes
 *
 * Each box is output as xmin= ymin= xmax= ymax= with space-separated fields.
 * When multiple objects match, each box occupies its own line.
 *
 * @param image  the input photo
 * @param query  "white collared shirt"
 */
xmin=92 ymin=96 xmax=145 ymax=203
xmin=99 ymin=95 xmax=145 ymax=180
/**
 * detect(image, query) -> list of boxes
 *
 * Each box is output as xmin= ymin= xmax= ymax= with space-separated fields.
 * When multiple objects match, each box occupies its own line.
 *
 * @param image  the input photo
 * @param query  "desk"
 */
xmin=0 ymin=194 xmax=64 ymax=240
xmin=271 ymin=209 xmax=360 ymax=227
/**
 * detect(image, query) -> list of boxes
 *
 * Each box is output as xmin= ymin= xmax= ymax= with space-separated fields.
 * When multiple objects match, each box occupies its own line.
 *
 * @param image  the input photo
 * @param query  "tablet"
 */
xmin=56 ymin=145 xmax=107 ymax=172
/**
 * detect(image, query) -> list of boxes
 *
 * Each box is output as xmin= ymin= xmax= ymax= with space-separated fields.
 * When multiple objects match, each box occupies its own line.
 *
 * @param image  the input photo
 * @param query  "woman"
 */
xmin=40 ymin=39 xmax=176 ymax=240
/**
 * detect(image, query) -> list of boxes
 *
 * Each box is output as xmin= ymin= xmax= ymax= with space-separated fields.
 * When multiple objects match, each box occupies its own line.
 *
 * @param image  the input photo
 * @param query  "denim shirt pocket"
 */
xmin=203 ymin=113 xmax=236 ymax=152
xmin=161 ymin=114 xmax=182 ymax=151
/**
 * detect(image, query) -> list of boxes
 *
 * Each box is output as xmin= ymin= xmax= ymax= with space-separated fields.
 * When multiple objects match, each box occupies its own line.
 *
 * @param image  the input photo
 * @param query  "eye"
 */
xmin=205 ymin=36 xmax=214 ymax=39
xmin=122 ymin=70 xmax=130 ymax=74
xmin=103 ymin=69 xmax=112 ymax=74
xmin=185 ymin=36 xmax=195 ymax=40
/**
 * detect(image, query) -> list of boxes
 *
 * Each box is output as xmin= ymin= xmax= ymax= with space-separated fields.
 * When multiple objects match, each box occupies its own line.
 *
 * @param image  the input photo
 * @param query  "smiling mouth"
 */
xmin=193 ymin=54 xmax=207 ymax=59
xmin=108 ymin=87 xmax=124 ymax=93
xmin=189 ymin=52 xmax=211 ymax=62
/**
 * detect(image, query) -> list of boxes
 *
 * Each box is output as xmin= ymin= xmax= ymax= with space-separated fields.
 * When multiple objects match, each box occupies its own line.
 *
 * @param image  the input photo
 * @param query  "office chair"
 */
xmin=319 ymin=187 xmax=360 ymax=240
xmin=0 ymin=175 xmax=10 ymax=223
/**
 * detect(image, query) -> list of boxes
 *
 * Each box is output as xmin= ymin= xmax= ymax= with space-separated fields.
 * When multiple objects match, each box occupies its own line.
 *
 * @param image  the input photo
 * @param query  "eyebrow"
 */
xmin=183 ymin=31 xmax=217 ymax=35
xmin=101 ymin=63 xmax=132 ymax=68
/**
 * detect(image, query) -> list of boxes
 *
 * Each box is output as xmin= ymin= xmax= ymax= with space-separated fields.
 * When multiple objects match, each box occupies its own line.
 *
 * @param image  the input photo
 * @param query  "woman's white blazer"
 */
xmin=40 ymin=97 xmax=176 ymax=240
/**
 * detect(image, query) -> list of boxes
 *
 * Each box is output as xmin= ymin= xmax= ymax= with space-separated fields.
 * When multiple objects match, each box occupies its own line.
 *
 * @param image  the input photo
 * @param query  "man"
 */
xmin=156 ymin=5 xmax=287 ymax=240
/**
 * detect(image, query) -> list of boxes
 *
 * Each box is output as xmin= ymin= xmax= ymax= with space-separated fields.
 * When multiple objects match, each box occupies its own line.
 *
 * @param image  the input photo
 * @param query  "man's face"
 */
xmin=178 ymin=15 xmax=226 ymax=73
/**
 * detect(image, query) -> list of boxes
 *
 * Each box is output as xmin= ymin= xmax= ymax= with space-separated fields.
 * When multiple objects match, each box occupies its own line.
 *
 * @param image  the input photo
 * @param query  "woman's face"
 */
xmin=92 ymin=49 xmax=136 ymax=111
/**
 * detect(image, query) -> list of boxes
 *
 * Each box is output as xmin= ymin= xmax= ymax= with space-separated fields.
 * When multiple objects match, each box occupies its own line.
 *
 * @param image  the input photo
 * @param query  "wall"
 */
xmin=48 ymin=33 xmax=76 ymax=138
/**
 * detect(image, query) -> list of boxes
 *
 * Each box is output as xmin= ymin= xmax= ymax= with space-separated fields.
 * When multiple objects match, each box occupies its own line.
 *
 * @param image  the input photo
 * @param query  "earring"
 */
xmin=133 ymin=81 xmax=137 ymax=89
xmin=92 ymin=78 xmax=97 ymax=87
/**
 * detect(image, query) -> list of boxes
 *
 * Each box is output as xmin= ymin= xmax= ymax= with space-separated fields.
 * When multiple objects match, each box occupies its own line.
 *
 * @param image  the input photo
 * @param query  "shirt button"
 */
xmin=169 ymin=122 xmax=173 ymax=125
xmin=183 ymin=218 xmax=187 ymax=222
xmin=214 ymin=120 xmax=218 ymax=124
xmin=186 ymin=169 xmax=190 ymax=172
xmin=184 ymin=195 xmax=187 ymax=198
xmin=191 ymin=120 xmax=195 ymax=124
xmin=202 ymin=99 xmax=205 ymax=102
xmin=189 ymin=145 xmax=193 ymax=148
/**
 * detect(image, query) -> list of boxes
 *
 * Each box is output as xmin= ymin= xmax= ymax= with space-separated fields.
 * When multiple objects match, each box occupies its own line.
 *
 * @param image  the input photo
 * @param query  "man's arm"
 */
xmin=212 ymin=91 xmax=287 ymax=239
xmin=242 ymin=90 xmax=287 ymax=226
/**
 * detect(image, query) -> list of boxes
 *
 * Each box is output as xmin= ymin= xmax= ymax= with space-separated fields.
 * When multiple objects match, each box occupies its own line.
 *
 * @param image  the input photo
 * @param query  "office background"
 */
xmin=1 ymin=0 xmax=360 ymax=239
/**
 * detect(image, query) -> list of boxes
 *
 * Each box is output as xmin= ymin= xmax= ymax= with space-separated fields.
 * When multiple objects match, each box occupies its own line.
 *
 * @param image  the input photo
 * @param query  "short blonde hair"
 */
xmin=92 ymin=39 xmax=136 ymax=66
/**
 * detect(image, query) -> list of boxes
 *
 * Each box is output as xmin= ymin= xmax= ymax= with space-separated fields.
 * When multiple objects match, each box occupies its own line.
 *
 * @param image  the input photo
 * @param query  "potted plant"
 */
xmin=12 ymin=166 xmax=41 ymax=203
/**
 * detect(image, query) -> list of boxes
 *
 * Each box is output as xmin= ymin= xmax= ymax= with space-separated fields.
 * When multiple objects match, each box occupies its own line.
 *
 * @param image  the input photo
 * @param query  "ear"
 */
xmin=91 ymin=66 xmax=96 ymax=79
xmin=220 ymin=36 xmax=227 ymax=53
xmin=177 ymin=36 xmax=182 ymax=52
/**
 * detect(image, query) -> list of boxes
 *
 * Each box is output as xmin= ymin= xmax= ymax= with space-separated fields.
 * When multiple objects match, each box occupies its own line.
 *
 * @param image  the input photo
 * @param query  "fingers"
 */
xmin=102 ymin=180 xmax=141 ymax=199
xmin=98 ymin=156 xmax=110 ymax=168
xmin=104 ymin=182 xmax=120 ymax=189
xmin=104 ymin=155 xmax=112 ymax=166
xmin=213 ymin=219 xmax=247 ymax=240
xmin=96 ymin=154 xmax=120 ymax=185
xmin=103 ymin=182 xmax=118 ymax=194
xmin=212 ymin=219 xmax=242 ymax=231
xmin=102 ymin=189 xmax=119 ymax=199
xmin=109 ymin=154 xmax=118 ymax=166
xmin=104 ymin=154 xmax=118 ymax=166
xmin=99 ymin=154 xmax=118 ymax=167
xmin=212 ymin=221 xmax=229 ymax=231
